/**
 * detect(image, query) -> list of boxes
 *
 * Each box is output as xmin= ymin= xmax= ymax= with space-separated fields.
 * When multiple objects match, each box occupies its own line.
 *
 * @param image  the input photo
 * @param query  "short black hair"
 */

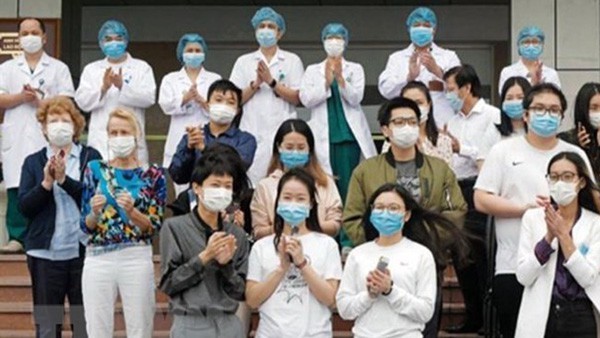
xmin=190 ymin=143 xmax=249 ymax=198
xmin=522 ymin=83 xmax=568 ymax=114
xmin=443 ymin=64 xmax=481 ymax=98
xmin=18 ymin=17 xmax=46 ymax=33
xmin=377 ymin=96 xmax=421 ymax=126
xmin=207 ymin=79 xmax=243 ymax=127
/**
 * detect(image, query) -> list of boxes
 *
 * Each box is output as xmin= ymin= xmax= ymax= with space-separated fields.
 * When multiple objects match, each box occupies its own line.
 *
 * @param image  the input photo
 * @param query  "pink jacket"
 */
xmin=250 ymin=169 xmax=342 ymax=237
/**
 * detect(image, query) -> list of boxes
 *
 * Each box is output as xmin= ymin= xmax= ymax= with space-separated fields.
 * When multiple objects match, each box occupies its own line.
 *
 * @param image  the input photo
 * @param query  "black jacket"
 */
xmin=18 ymin=145 xmax=102 ymax=251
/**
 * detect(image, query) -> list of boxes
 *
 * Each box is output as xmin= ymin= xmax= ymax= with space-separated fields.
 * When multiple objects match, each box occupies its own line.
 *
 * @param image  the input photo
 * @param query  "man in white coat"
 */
xmin=75 ymin=20 xmax=155 ymax=164
xmin=230 ymin=7 xmax=304 ymax=185
xmin=378 ymin=7 xmax=460 ymax=128
xmin=498 ymin=26 xmax=561 ymax=94
xmin=0 ymin=18 xmax=75 ymax=252
xmin=299 ymin=22 xmax=376 ymax=249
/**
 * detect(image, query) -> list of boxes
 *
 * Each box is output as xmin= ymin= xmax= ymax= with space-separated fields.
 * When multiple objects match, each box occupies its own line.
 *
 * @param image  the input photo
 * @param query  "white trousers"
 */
xmin=82 ymin=245 xmax=155 ymax=338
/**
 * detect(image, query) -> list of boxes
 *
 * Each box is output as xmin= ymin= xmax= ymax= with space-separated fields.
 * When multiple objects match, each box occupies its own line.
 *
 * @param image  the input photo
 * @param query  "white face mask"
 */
xmin=419 ymin=105 xmax=430 ymax=123
xmin=20 ymin=35 xmax=43 ymax=54
xmin=46 ymin=121 xmax=74 ymax=147
xmin=589 ymin=111 xmax=600 ymax=129
xmin=324 ymin=39 xmax=345 ymax=57
xmin=108 ymin=136 xmax=136 ymax=159
xmin=201 ymin=187 xmax=233 ymax=212
xmin=209 ymin=104 xmax=237 ymax=125
xmin=549 ymin=180 xmax=579 ymax=206
xmin=391 ymin=125 xmax=419 ymax=148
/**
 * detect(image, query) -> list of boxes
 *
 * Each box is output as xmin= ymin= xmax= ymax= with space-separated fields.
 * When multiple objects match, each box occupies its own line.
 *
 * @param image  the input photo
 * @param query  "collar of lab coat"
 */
xmin=176 ymin=67 xmax=209 ymax=86
xmin=101 ymin=53 xmax=134 ymax=69
xmin=16 ymin=52 xmax=51 ymax=76
xmin=252 ymin=48 xmax=286 ymax=65
xmin=407 ymin=42 xmax=443 ymax=56
xmin=317 ymin=58 xmax=350 ymax=75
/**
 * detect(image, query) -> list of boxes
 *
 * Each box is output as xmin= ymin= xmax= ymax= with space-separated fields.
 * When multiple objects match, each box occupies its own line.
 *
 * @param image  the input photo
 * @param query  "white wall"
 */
xmin=0 ymin=0 xmax=61 ymax=18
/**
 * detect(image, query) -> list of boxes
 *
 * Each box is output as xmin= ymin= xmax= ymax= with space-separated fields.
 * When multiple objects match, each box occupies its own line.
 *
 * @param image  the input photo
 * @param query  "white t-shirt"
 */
xmin=474 ymin=136 xmax=593 ymax=274
xmin=247 ymin=232 xmax=342 ymax=338
xmin=336 ymin=239 xmax=436 ymax=338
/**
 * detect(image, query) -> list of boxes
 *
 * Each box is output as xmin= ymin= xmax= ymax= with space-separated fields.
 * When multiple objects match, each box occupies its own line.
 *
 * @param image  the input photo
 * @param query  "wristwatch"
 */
xmin=269 ymin=79 xmax=277 ymax=88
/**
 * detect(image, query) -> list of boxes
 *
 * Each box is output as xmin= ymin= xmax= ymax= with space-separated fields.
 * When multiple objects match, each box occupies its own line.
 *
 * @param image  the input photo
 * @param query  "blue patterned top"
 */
xmin=80 ymin=160 xmax=166 ymax=255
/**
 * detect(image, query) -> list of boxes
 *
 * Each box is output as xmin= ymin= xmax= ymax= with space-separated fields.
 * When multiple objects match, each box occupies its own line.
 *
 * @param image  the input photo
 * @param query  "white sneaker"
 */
xmin=0 ymin=240 xmax=23 ymax=253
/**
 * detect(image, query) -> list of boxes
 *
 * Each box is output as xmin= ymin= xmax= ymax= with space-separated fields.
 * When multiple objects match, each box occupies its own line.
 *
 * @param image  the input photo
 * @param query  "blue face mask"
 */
xmin=256 ymin=28 xmax=277 ymax=48
xmin=502 ymin=99 xmax=524 ymax=119
xmin=183 ymin=52 xmax=205 ymax=68
xmin=370 ymin=210 xmax=405 ymax=237
xmin=409 ymin=26 xmax=434 ymax=47
xmin=445 ymin=91 xmax=464 ymax=112
xmin=519 ymin=44 xmax=543 ymax=60
xmin=529 ymin=113 xmax=560 ymax=137
xmin=279 ymin=150 xmax=309 ymax=169
xmin=277 ymin=202 xmax=310 ymax=227
xmin=102 ymin=40 xmax=127 ymax=59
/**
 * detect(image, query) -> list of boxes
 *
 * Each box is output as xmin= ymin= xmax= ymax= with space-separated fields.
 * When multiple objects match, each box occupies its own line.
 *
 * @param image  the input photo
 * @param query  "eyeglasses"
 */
xmin=372 ymin=203 xmax=404 ymax=214
xmin=546 ymin=171 xmax=579 ymax=183
xmin=389 ymin=117 xmax=418 ymax=127
xmin=520 ymin=38 xmax=542 ymax=46
xmin=529 ymin=106 xmax=562 ymax=118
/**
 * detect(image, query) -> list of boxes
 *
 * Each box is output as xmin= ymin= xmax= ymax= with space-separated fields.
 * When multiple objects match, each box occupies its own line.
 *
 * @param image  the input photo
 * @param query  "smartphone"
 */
xmin=225 ymin=202 xmax=240 ymax=225
xmin=376 ymin=256 xmax=389 ymax=272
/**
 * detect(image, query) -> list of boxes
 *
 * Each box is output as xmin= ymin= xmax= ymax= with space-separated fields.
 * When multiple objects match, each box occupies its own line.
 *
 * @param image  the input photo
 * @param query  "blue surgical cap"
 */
xmin=406 ymin=7 xmax=437 ymax=29
xmin=251 ymin=7 xmax=286 ymax=34
xmin=321 ymin=23 xmax=349 ymax=44
xmin=176 ymin=33 xmax=208 ymax=63
xmin=517 ymin=26 xmax=545 ymax=44
xmin=97 ymin=20 xmax=129 ymax=44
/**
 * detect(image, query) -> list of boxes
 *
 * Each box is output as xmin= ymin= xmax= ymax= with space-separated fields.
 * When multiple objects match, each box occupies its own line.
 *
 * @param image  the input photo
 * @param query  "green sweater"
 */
xmin=343 ymin=150 xmax=467 ymax=246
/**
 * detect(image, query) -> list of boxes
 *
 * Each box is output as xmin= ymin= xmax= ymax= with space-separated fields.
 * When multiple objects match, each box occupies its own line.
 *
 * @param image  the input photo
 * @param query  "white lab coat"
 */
xmin=378 ymin=43 xmax=461 ymax=128
xmin=0 ymin=53 xmax=74 ymax=188
xmin=75 ymin=54 xmax=156 ymax=164
xmin=230 ymin=48 xmax=304 ymax=185
xmin=299 ymin=59 xmax=376 ymax=174
xmin=498 ymin=59 xmax=561 ymax=95
xmin=515 ymin=208 xmax=600 ymax=338
xmin=158 ymin=67 xmax=221 ymax=168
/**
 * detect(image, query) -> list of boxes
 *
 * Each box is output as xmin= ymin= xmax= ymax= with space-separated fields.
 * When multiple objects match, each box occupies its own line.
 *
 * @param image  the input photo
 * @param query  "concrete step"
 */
xmin=0 ymin=330 xmax=170 ymax=338
xmin=0 ymin=255 xmax=28 ymax=278
xmin=0 ymin=302 xmax=171 ymax=331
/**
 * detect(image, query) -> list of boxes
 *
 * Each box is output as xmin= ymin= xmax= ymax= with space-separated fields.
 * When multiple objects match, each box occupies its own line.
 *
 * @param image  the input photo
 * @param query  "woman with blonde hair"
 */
xmin=19 ymin=96 xmax=101 ymax=338
xmin=80 ymin=108 xmax=166 ymax=338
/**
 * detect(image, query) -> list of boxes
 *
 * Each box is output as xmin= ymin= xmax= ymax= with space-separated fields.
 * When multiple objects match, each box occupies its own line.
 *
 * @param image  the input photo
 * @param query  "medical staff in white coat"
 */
xmin=378 ymin=7 xmax=460 ymax=128
xmin=230 ymin=7 xmax=304 ymax=185
xmin=300 ymin=23 xmax=376 ymax=197
xmin=158 ymin=33 xmax=220 ymax=177
xmin=75 ymin=20 xmax=156 ymax=164
xmin=498 ymin=26 xmax=561 ymax=94
xmin=516 ymin=151 xmax=600 ymax=338
xmin=0 ymin=18 xmax=75 ymax=253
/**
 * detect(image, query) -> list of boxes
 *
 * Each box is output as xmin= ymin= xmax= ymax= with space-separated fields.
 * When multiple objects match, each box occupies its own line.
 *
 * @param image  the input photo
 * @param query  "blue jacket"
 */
xmin=168 ymin=125 xmax=256 ymax=184
xmin=18 ymin=145 xmax=102 ymax=251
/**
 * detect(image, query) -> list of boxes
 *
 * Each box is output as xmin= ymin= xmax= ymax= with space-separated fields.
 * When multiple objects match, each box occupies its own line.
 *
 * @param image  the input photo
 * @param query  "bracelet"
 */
xmin=269 ymin=79 xmax=277 ymax=88
xmin=295 ymin=258 xmax=308 ymax=270
xmin=382 ymin=280 xmax=394 ymax=296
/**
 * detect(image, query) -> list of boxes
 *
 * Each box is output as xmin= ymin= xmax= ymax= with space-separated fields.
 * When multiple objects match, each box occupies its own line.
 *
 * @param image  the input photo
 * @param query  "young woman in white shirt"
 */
xmin=516 ymin=151 xmax=600 ymax=338
xmin=336 ymin=183 xmax=468 ymax=338
xmin=246 ymin=168 xmax=342 ymax=338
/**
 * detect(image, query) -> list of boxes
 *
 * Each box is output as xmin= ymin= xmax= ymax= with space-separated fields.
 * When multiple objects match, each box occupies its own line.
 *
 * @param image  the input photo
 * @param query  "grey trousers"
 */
xmin=170 ymin=312 xmax=244 ymax=338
